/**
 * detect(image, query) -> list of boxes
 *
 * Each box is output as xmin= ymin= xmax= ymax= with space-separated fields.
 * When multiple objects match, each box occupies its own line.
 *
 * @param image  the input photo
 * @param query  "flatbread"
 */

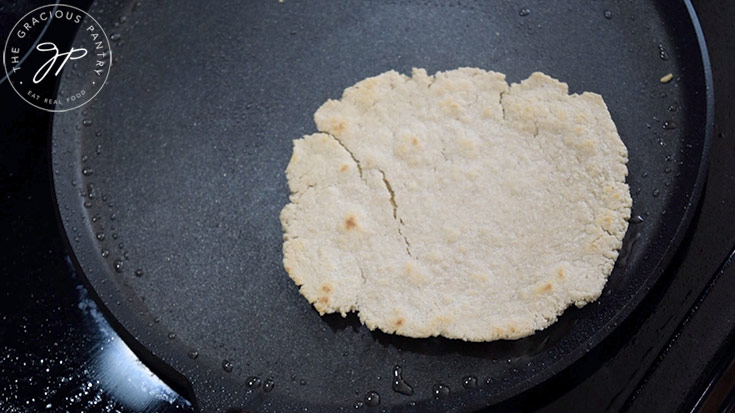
xmin=280 ymin=68 xmax=631 ymax=341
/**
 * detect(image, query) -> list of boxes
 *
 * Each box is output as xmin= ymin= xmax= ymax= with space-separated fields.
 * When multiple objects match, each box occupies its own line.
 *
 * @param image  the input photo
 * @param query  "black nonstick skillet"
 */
xmin=50 ymin=0 xmax=712 ymax=411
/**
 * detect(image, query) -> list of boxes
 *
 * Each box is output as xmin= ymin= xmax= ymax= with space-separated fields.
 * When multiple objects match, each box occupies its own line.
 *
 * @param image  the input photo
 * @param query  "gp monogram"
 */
xmin=3 ymin=4 xmax=111 ymax=112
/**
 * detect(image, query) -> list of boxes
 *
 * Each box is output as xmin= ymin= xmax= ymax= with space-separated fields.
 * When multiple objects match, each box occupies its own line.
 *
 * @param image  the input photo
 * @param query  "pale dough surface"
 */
xmin=280 ymin=68 xmax=632 ymax=341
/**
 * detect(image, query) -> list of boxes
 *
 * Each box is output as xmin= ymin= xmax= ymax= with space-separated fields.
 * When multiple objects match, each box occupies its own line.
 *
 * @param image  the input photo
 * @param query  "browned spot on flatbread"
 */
xmin=394 ymin=318 xmax=404 ymax=327
xmin=556 ymin=267 xmax=565 ymax=280
xmin=321 ymin=284 xmax=332 ymax=293
xmin=344 ymin=215 xmax=358 ymax=230
xmin=332 ymin=121 xmax=346 ymax=134
xmin=339 ymin=164 xmax=349 ymax=172
xmin=318 ymin=296 xmax=329 ymax=304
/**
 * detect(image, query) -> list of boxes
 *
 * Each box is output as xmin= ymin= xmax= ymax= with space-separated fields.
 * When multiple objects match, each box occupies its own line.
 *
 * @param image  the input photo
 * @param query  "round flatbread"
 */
xmin=280 ymin=68 xmax=631 ymax=342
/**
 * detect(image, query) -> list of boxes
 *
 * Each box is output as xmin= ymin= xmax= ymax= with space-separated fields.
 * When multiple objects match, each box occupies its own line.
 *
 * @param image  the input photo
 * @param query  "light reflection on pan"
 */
xmin=70 ymin=256 xmax=190 ymax=411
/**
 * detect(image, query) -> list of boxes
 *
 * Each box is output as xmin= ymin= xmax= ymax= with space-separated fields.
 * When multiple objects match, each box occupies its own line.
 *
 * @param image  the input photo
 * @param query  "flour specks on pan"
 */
xmin=280 ymin=68 xmax=632 ymax=342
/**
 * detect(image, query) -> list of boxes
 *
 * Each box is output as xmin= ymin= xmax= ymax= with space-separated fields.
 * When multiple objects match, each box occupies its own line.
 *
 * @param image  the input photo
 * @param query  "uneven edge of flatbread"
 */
xmin=280 ymin=68 xmax=632 ymax=342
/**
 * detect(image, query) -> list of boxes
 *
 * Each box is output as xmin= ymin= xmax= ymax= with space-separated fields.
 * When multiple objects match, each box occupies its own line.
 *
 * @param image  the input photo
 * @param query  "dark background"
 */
xmin=1 ymin=0 xmax=733 ymax=412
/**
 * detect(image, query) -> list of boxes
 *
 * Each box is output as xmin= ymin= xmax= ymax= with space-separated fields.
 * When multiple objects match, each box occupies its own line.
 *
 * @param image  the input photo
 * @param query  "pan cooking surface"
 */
xmin=52 ymin=0 xmax=711 ymax=411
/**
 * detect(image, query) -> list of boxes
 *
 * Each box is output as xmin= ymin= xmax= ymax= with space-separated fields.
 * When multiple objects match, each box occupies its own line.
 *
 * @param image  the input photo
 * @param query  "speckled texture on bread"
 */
xmin=280 ymin=68 xmax=631 ymax=342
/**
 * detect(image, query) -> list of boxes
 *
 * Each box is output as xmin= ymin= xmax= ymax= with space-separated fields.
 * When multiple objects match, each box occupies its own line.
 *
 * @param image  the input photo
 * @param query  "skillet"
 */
xmin=50 ymin=0 xmax=713 ymax=411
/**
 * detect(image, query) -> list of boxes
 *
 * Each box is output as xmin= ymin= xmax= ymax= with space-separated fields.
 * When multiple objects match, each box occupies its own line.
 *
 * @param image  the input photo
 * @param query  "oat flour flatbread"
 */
xmin=280 ymin=68 xmax=632 ymax=341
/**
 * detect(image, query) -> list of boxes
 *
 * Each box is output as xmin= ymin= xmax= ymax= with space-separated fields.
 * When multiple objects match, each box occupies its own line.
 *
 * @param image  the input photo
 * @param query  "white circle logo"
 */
xmin=3 ymin=4 xmax=111 ymax=112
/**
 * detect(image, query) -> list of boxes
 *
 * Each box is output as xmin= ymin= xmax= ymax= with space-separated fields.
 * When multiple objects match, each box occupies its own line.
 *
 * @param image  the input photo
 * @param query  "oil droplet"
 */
xmin=110 ymin=212 xmax=117 ymax=221
xmin=462 ymin=376 xmax=478 ymax=388
xmin=92 ymin=214 xmax=101 ymax=222
xmin=652 ymin=189 xmax=660 ymax=197
xmin=84 ymin=200 xmax=92 ymax=208
xmin=662 ymin=120 xmax=677 ymax=130
xmin=222 ymin=360 xmax=233 ymax=372
xmin=392 ymin=365 xmax=414 ymax=395
xmin=354 ymin=401 xmax=364 ymax=409
xmin=82 ymin=167 xmax=93 ymax=176
xmin=154 ymin=317 xmax=161 ymax=323
xmin=95 ymin=144 xmax=102 ymax=155
xmin=110 ymin=33 xmax=122 ymax=41
xmin=101 ymin=249 xmax=110 ymax=258
xmin=603 ymin=10 xmax=612 ymax=19
xmin=96 ymin=232 xmax=105 ymax=241
xmin=81 ymin=155 xmax=88 ymax=163
xmin=364 ymin=391 xmax=380 ymax=407
xmin=113 ymin=259 xmax=124 ymax=273
xmin=187 ymin=350 xmax=199 ymax=359
xmin=263 ymin=378 xmax=275 ymax=392
xmin=433 ymin=383 xmax=450 ymax=398
xmin=95 ymin=131 xmax=102 ymax=137
xmin=518 ymin=7 xmax=530 ymax=16
xmin=668 ymin=103 xmax=679 ymax=112
xmin=658 ymin=43 xmax=669 ymax=61
xmin=630 ymin=215 xmax=644 ymax=224
xmin=242 ymin=376 xmax=260 ymax=389
xmin=168 ymin=332 xmax=176 ymax=340
xmin=82 ymin=119 xmax=93 ymax=126
xmin=300 ymin=379 xmax=307 ymax=386
xmin=134 ymin=268 xmax=144 ymax=277
xmin=664 ymin=166 xmax=672 ymax=174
